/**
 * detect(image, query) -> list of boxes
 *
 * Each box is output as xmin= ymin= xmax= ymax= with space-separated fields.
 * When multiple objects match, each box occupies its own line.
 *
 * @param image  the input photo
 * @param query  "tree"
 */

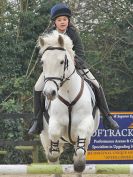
xmin=0 ymin=0 xmax=60 ymax=113
xmin=64 ymin=0 xmax=133 ymax=110
xmin=0 ymin=0 xmax=60 ymax=164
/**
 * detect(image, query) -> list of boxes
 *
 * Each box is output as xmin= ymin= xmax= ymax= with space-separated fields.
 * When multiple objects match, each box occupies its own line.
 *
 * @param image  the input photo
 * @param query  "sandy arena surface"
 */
xmin=1 ymin=175 xmax=133 ymax=177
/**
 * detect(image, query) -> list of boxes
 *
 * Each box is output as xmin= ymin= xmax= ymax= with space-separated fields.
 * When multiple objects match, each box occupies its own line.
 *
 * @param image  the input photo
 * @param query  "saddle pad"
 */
xmin=85 ymin=80 xmax=96 ymax=107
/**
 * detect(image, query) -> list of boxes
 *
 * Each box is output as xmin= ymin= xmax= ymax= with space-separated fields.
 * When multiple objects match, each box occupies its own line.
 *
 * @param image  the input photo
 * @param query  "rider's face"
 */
xmin=55 ymin=16 xmax=69 ymax=33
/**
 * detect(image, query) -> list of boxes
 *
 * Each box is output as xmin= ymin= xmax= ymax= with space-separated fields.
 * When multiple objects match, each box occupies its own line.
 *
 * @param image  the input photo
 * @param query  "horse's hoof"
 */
xmin=48 ymin=152 xmax=59 ymax=163
xmin=74 ymin=158 xmax=86 ymax=173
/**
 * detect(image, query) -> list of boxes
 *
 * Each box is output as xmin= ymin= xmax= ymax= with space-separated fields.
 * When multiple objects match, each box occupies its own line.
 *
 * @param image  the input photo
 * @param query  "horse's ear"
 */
xmin=58 ymin=35 xmax=64 ymax=47
xmin=38 ymin=36 xmax=45 ymax=47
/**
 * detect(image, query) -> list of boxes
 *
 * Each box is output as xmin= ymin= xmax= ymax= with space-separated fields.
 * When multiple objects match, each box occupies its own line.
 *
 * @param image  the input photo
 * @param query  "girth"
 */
xmin=58 ymin=77 xmax=84 ymax=144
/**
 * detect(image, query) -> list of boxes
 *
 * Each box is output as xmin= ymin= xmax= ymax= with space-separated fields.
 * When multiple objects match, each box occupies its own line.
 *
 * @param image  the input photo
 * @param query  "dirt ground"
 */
xmin=1 ymin=175 xmax=133 ymax=177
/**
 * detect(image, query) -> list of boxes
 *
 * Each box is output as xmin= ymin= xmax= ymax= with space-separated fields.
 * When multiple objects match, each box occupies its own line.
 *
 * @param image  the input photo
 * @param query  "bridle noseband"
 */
xmin=42 ymin=46 xmax=75 ymax=90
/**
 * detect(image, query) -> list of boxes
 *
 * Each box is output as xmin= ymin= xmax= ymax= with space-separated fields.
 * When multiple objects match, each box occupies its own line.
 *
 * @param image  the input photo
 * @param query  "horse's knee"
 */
xmin=49 ymin=123 xmax=62 ymax=141
xmin=49 ymin=130 xmax=61 ymax=141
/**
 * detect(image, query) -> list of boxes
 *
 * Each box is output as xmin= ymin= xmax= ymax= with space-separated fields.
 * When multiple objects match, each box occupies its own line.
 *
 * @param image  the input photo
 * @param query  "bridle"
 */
xmin=41 ymin=46 xmax=75 ymax=90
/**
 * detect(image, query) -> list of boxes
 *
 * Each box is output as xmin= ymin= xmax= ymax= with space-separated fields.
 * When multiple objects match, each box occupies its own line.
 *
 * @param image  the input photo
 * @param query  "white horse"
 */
xmin=39 ymin=31 xmax=100 ymax=177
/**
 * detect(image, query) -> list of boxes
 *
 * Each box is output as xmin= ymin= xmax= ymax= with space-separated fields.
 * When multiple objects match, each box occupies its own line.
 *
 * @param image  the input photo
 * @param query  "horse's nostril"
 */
xmin=51 ymin=90 xmax=56 ymax=97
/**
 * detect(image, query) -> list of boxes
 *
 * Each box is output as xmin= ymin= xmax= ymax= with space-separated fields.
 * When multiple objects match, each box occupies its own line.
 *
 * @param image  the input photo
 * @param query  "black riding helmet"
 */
xmin=50 ymin=3 xmax=71 ymax=20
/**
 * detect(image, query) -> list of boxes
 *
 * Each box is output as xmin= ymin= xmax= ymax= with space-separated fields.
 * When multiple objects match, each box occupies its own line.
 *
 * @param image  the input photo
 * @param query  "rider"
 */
xmin=28 ymin=3 xmax=119 ymax=135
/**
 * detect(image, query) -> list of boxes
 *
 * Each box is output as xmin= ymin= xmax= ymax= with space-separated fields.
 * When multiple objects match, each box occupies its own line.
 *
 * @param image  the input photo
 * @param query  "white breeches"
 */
xmin=34 ymin=72 xmax=45 ymax=91
xmin=34 ymin=69 xmax=100 ymax=91
xmin=79 ymin=69 xmax=100 ymax=88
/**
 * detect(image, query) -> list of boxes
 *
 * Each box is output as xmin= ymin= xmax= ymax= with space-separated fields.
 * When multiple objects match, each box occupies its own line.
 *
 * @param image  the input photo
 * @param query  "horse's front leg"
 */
xmin=48 ymin=118 xmax=63 ymax=163
xmin=73 ymin=116 xmax=94 ymax=173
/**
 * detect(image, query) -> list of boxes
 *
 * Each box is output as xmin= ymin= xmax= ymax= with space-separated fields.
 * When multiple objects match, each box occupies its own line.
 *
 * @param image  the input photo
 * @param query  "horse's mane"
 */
xmin=38 ymin=30 xmax=75 ymax=59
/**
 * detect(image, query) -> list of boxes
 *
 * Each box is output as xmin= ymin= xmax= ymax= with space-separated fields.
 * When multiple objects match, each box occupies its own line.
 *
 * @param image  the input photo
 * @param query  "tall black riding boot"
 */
xmin=95 ymin=86 xmax=119 ymax=130
xmin=28 ymin=90 xmax=43 ymax=135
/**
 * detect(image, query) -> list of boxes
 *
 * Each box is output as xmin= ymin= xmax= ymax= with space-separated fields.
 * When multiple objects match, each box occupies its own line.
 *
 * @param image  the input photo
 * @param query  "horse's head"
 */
xmin=38 ymin=31 xmax=75 ymax=100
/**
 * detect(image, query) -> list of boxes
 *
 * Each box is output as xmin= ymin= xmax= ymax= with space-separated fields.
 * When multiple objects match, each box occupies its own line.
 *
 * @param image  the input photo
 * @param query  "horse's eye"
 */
xmin=60 ymin=60 xmax=64 ymax=64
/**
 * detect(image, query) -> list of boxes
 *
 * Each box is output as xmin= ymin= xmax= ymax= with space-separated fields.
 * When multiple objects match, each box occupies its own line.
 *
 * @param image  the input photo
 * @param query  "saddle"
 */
xmin=84 ymin=78 xmax=98 ymax=118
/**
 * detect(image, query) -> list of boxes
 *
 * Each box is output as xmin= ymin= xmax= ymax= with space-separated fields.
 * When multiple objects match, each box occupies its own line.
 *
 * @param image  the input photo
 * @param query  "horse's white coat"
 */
xmin=39 ymin=31 xmax=100 ymax=177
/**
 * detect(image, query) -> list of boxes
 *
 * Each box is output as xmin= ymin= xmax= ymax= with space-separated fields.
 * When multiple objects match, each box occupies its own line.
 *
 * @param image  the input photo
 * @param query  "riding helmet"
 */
xmin=50 ymin=3 xmax=71 ymax=20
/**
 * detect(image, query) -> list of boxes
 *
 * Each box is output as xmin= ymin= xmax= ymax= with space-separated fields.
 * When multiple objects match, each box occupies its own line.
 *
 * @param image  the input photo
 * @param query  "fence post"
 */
xmin=32 ymin=144 xmax=39 ymax=163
